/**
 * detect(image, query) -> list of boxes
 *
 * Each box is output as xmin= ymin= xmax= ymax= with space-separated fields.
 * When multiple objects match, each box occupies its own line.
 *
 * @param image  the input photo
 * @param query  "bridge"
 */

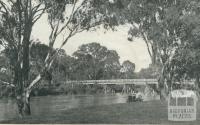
xmin=64 ymin=79 xmax=195 ymax=94
xmin=64 ymin=79 xmax=159 ymax=94
xmin=65 ymin=79 xmax=158 ymax=85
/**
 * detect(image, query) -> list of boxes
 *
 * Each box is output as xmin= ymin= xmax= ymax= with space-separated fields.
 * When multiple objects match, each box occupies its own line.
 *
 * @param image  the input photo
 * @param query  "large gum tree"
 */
xmin=0 ymin=0 xmax=113 ymax=117
xmin=107 ymin=0 xmax=200 ymax=99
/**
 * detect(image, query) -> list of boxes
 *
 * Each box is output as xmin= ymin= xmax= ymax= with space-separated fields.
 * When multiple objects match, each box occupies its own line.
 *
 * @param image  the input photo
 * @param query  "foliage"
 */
xmin=137 ymin=64 xmax=161 ymax=79
xmin=106 ymin=0 xmax=200 ymax=95
xmin=120 ymin=60 xmax=136 ymax=79
xmin=52 ymin=49 xmax=75 ymax=83
xmin=72 ymin=42 xmax=121 ymax=80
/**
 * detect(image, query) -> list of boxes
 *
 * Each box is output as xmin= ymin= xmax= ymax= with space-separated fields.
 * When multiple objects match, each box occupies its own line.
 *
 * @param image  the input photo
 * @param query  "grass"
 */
xmin=1 ymin=100 xmax=200 ymax=124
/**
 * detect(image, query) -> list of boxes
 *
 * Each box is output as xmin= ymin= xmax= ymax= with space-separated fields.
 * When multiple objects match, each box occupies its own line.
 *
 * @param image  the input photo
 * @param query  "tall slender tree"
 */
xmin=0 ymin=0 xmax=112 ymax=116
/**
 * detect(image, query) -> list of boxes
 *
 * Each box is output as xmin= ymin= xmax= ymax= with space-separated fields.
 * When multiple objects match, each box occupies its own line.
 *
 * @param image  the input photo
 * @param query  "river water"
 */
xmin=0 ymin=94 xmax=129 ymax=121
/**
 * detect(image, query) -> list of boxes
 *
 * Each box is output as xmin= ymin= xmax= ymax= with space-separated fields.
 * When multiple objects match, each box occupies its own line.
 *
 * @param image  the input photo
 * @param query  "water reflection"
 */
xmin=0 ymin=98 xmax=18 ymax=121
xmin=0 ymin=94 xmax=127 ymax=121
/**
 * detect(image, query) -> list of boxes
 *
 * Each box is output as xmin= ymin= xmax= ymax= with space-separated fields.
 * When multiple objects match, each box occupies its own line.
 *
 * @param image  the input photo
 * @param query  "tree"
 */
xmin=170 ymin=6 xmax=200 ymax=89
xmin=72 ymin=42 xmax=121 ymax=80
xmin=52 ymin=49 xmax=75 ymax=83
xmin=108 ymin=0 xmax=200 ymax=99
xmin=120 ymin=60 xmax=136 ymax=79
xmin=102 ymin=50 xmax=121 ymax=79
xmin=137 ymin=64 xmax=161 ymax=79
xmin=73 ymin=43 xmax=105 ymax=80
xmin=0 ymin=0 xmax=112 ymax=117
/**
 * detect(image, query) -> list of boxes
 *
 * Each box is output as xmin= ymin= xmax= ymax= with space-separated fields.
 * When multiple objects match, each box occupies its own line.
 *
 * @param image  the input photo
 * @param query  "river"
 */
xmin=0 ymin=94 xmax=130 ymax=121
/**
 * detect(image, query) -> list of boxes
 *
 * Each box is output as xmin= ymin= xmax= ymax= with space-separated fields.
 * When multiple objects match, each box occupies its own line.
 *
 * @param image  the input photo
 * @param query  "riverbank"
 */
xmin=2 ymin=100 xmax=200 ymax=124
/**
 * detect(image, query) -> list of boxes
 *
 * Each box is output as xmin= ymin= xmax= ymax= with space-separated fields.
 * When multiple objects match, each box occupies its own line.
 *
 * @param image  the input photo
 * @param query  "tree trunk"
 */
xmin=195 ymin=74 xmax=200 ymax=93
xmin=16 ymin=90 xmax=31 ymax=117
xmin=151 ymin=44 xmax=158 ymax=65
xmin=158 ymin=65 xmax=169 ymax=101
xmin=158 ymin=77 xmax=165 ymax=100
xmin=16 ymin=23 xmax=32 ymax=117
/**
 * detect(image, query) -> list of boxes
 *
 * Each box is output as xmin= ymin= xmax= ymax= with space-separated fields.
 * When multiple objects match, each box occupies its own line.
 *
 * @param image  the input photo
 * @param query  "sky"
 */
xmin=31 ymin=14 xmax=151 ymax=72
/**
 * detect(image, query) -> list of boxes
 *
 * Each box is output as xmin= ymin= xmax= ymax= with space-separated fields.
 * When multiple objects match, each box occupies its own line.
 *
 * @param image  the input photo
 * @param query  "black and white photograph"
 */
xmin=0 ymin=0 xmax=200 ymax=124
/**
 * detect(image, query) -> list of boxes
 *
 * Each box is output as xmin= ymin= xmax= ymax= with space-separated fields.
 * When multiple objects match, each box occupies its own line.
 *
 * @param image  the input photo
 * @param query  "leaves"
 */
xmin=72 ymin=42 xmax=121 ymax=80
xmin=120 ymin=60 xmax=136 ymax=79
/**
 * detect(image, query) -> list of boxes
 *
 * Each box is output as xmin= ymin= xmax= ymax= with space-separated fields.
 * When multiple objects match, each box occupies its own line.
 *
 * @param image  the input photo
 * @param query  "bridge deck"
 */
xmin=65 ymin=79 xmax=158 ymax=85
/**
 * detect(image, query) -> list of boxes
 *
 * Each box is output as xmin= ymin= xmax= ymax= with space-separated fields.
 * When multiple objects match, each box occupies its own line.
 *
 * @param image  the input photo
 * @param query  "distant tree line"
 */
xmin=0 ymin=42 xmax=137 ymax=96
xmin=51 ymin=42 xmax=136 ymax=81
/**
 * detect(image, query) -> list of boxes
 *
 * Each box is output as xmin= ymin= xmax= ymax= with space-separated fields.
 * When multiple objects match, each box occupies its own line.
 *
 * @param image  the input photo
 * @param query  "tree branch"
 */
xmin=32 ymin=8 xmax=46 ymax=24
xmin=56 ymin=0 xmax=87 ymax=36
xmin=0 ymin=79 xmax=15 ymax=87
xmin=27 ymin=0 xmax=101 ymax=91
xmin=27 ymin=74 xmax=41 ymax=91
xmin=32 ymin=4 xmax=42 ymax=13
xmin=0 ymin=1 xmax=9 ymax=15
xmin=141 ymin=32 xmax=152 ymax=58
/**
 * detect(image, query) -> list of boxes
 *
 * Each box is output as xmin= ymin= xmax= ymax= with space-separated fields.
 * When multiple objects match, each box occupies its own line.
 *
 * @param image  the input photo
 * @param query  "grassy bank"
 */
xmin=2 ymin=100 xmax=200 ymax=124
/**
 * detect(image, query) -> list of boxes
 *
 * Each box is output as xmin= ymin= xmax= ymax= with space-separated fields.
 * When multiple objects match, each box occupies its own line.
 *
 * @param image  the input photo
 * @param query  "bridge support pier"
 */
xmin=71 ymin=83 xmax=74 ymax=89
xmin=103 ymin=85 xmax=109 ymax=94
xmin=121 ymin=84 xmax=126 ymax=94
xmin=121 ymin=84 xmax=135 ymax=94
xmin=103 ymin=85 xmax=116 ymax=94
